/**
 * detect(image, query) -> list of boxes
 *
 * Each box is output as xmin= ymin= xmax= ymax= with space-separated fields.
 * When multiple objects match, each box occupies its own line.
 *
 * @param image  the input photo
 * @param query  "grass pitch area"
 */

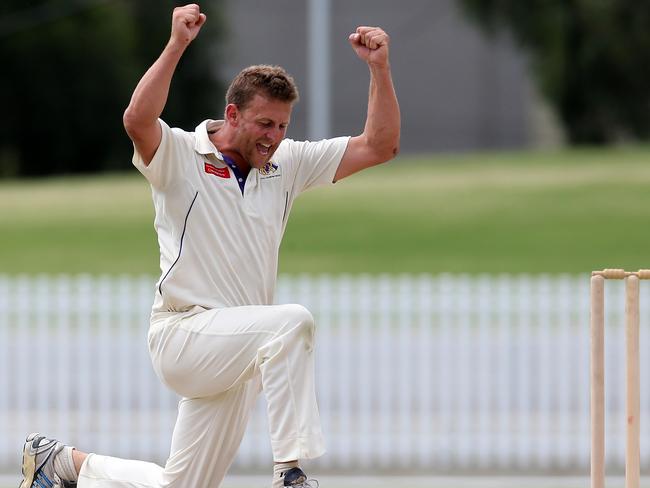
xmin=2 ymin=146 xmax=650 ymax=275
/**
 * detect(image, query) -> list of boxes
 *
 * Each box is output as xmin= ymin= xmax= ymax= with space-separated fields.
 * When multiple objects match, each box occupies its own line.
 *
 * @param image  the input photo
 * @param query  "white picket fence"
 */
xmin=0 ymin=274 xmax=649 ymax=474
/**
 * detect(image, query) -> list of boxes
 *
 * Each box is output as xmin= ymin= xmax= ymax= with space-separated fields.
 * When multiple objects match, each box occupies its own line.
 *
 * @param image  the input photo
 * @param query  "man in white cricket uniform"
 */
xmin=19 ymin=4 xmax=400 ymax=488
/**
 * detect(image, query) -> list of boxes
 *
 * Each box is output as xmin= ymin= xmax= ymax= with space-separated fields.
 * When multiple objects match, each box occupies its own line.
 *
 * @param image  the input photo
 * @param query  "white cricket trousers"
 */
xmin=78 ymin=304 xmax=325 ymax=488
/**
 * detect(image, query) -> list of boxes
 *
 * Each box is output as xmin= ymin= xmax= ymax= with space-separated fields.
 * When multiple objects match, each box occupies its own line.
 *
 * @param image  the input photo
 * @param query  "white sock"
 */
xmin=54 ymin=446 xmax=78 ymax=482
xmin=272 ymin=461 xmax=299 ymax=488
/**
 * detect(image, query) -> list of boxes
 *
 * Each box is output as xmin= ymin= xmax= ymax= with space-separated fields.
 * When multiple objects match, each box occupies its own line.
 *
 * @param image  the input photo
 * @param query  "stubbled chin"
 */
xmin=259 ymin=149 xmax=276 ymax=164
xmin=246 ymin=144 xmax=276 ymax=169
xmin=250 ymin=154 xmax=271 ymax=169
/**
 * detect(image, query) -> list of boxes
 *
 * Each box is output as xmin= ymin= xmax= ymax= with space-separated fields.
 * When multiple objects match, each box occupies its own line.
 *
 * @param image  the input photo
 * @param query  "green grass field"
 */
xmin=2 ymin=146 xmax=650 ymax=275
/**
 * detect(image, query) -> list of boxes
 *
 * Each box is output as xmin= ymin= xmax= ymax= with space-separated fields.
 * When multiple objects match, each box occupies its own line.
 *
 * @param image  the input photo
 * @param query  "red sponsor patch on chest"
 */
xmin=204 ymin=162 xmax=230 ymax=179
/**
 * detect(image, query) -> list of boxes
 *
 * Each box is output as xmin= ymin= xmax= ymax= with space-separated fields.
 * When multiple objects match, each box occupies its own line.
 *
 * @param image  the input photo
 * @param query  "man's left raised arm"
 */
xmin=334 ymin=26 xmax=401 ymax=182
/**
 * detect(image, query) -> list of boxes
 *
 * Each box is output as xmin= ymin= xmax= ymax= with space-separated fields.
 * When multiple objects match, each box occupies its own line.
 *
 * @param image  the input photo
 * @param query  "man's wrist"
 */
xmin=368 ymin=61 xmax=391 ymax=73
xmin=165 ymin=37 xmax=190 ymax=55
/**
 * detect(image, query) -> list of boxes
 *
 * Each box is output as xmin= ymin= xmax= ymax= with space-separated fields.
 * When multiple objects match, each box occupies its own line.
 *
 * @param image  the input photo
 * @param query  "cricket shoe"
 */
xmin=19 ymin=433 xmax=69 ymax=488
xmin=282 ymin=467 xmax=319 ymax=488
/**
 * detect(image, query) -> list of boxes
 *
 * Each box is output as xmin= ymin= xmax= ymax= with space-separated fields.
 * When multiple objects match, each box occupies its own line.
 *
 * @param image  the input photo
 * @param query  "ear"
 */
xmin=225 ymin=104 xmax=239 ymax=126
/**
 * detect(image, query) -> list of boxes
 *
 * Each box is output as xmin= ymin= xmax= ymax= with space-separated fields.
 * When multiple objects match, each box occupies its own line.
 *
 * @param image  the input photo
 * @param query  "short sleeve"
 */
xmin=282 ymin=136 xmax=350 ymax=194
xmin=132 ymin=119 xmax=194 ymax=190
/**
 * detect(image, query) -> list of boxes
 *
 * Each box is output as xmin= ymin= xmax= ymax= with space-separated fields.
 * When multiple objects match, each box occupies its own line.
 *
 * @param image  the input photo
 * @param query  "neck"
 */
xmin=210 ymin=130 xmax=251 ymax=175
xmin=222 ymin=151 xmax=250 ymax=176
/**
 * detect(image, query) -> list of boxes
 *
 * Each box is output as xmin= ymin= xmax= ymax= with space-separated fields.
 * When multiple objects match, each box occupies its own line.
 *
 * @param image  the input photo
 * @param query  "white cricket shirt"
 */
xmin=133 ymin=119 xmax=350 ymax=313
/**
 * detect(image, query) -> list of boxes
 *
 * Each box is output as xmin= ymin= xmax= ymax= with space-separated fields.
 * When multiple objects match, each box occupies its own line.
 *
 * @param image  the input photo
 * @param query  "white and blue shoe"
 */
xmin=19 ymin=433 xmax=69 ymax=488
xmin=282 ymin=467 xmax=319 ymax=488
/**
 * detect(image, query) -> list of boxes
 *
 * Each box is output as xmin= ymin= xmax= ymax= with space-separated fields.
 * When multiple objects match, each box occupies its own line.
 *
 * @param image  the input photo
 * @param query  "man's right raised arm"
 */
xmin=123 ymin=4 xmax=206 ymax=166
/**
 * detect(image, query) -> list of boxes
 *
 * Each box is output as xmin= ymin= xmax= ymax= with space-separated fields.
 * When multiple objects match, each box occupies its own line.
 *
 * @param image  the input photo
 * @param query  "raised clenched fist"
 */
xmin=348 ymin=26 xmax=390 ymax=67
xmin=171 ymin=4 xmax=207 ymax=47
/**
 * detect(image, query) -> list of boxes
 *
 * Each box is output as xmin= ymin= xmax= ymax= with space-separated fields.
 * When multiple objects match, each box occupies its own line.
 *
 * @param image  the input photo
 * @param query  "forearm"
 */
xmin=363 ymin=64 xmax=400 ymax=159
xmin=334 ymin=26 xmax=399 ymax=181
xmin=122 ymin=5 xmax=205 ymax=165
xmin=124 ymin=40 xmax=187 ymax=128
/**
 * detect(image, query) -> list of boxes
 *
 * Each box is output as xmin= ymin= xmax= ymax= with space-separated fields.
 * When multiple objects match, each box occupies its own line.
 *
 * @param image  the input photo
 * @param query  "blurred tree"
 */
xmin=459 ymin=0 xmax=650 ymax=144
xmin=0 ymin=0 xmax=225 ymax=177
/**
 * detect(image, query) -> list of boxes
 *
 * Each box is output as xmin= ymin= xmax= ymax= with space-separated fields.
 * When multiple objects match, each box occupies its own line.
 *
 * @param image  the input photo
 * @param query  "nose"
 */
xmin=266 ymin=126 xmax=284 ymax=143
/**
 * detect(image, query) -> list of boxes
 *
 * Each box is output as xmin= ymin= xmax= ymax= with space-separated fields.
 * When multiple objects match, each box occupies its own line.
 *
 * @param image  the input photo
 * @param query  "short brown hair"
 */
xmin=226 ymin=65 xmax=299 ymax=110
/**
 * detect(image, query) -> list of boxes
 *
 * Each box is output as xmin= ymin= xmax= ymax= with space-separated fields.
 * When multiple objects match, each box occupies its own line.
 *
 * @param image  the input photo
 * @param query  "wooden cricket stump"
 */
xmin=590 ymin=269 xmax=648 ymax=488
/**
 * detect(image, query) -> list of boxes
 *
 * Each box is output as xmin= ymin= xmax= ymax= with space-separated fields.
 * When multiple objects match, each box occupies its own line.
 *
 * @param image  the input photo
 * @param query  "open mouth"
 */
xmin=257 ymin=143 xmax=271 ymax=156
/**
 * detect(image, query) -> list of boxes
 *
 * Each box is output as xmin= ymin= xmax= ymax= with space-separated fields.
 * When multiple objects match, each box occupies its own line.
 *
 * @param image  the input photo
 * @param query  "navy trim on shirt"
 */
xmin=222 ymin=155 xmax=247 ymax=195
xmin=158 ymin=191 xmax=199 ymax=296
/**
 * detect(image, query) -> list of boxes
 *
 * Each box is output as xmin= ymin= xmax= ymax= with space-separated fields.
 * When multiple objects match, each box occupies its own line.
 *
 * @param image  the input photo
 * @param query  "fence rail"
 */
xmin=0 ymin=274 xmax=648 ymax=474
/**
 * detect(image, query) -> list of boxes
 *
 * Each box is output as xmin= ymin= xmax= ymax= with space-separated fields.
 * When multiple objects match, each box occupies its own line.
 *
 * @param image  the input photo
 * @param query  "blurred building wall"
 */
xmin=217 ymin=0 xmax=558 ymax=153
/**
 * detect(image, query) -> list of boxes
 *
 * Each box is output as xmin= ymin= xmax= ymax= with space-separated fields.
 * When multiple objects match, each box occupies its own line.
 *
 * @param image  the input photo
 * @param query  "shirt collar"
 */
xmin=195 ymin=119 xmax=249 ymax=195
xmin=194 ymin=119 xmax=225 ymax=156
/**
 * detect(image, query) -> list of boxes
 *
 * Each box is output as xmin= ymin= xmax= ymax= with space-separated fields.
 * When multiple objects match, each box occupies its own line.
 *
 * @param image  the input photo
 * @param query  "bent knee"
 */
xmin=285 ymin=303 xmax=314 ymax=325
xmin=281 ymin=304 xmax=315 ymax=338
